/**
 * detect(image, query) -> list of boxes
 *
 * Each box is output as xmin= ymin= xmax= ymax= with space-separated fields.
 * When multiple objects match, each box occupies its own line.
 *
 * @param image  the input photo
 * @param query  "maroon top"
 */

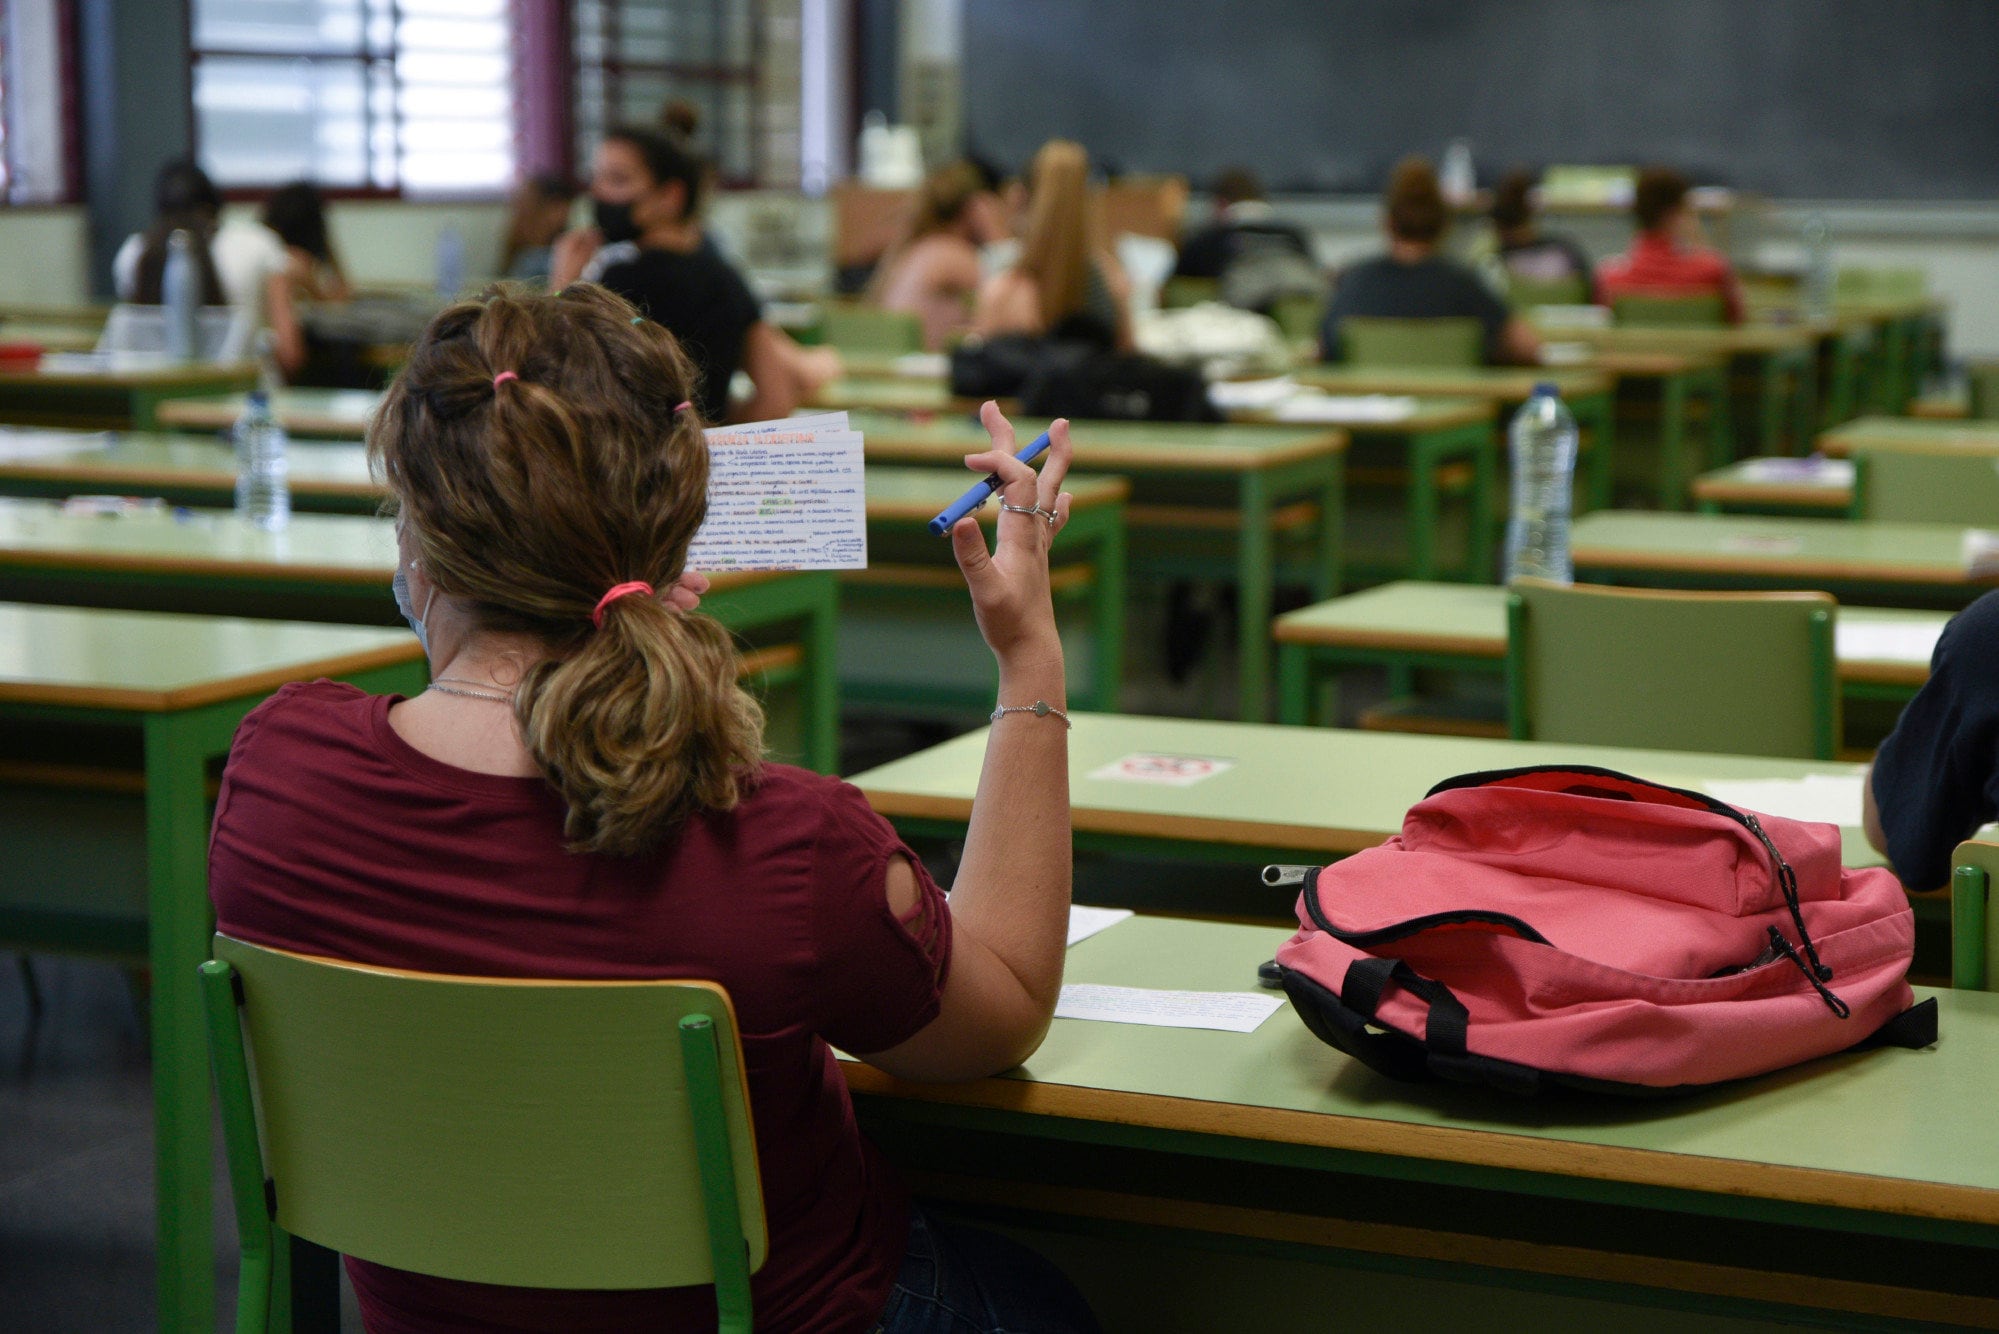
xmin=209 ymin=682 xmax=952 ymax=1333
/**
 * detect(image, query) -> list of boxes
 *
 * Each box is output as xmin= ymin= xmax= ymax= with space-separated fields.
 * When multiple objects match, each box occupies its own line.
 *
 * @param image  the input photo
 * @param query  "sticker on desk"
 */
xmin=1716 ymin=534 xmax=1803 ymax=555
xmin=1054 ymin=984 xmax=1284 ymax=1033
xmin=1067 ymin=904 xmax=1134 ymax=946
xmin=1087 ymin=753 xmax=1235 ymax=787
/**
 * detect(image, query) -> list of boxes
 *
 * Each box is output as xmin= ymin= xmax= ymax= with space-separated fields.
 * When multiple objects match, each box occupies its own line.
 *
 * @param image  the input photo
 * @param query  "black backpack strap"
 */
xmin=1856 ymin=997 xmax=1939 ymax=1052
xmin=1342 ymin=956 xmax=1470 ymax=1059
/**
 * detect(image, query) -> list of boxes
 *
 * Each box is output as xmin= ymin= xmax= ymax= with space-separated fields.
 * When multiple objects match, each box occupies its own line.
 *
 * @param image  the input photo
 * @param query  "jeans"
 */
xmin=871 ymin=1206 xmax=1102 ymax=1334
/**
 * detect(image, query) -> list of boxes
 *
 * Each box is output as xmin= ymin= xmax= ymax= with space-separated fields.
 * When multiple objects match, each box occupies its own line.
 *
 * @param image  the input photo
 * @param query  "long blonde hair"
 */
xmin=1015 ymin=140 xmax=1097 ymax=327
xmin=369 ymin=283 xmax=764 ymax=857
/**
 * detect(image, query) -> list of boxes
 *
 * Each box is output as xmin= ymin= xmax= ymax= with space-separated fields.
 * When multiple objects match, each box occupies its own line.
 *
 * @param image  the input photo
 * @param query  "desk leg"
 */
xmin=1276 ymin=643 xmax=1312 ymax=726
xmin=1407 ymin=432 xmax=1441 ymax=582
xmin=144 ymin=712 xmax=218 ymax=1334
xmin=1313 ymin=458 xmax=1344 ymax=600
xmin=1793 ymin=347 xmax=1818 ymax=456
xmin=1090 ymin=505 xmax=1126 ymax=712
xmin=1467 ymin=425 xmax=1498 ymax=583
xmin=1575 ymin=394 xmax=1613 ymax=512
xmin=1756 ymin=355 xmax=1786 ymax=458
xmin=1657 ymin=372 xmax=1688 ymax=509
xmin=804 ymin=573 xmax=840 ymax=774
xmin=1235 ymin=472 xmax=1275 ymax=721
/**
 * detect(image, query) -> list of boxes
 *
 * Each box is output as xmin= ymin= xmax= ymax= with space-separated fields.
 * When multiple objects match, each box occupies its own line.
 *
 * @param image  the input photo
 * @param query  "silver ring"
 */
xmin=1000 ymin=502 xmax=1058 ymax=526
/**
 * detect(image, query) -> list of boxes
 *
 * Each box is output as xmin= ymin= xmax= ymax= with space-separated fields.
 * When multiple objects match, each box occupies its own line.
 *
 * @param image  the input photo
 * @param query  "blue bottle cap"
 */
xmin=1532 ymin=381 xmax=1559 ymax=397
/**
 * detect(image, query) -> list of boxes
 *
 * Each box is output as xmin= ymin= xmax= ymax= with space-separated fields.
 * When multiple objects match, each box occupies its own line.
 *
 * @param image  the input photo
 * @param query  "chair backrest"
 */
xmin=1504 ymin=275 xmax=1590 ymax=311
xmin=1160 ymin=275 xmax=1219 ymax=309
xmin=1852 ymin=448 xmax=1999 ymax=526
xmin=1340 ymin=316 xmax=1483 ymax=368
xmin=1506 ymin=579 xmax=1839 ymax=760
xmin=1611 ymin=292 xmax=1727 ymax=327
xmin=97 ymin=302 xmax=252 ymax=362
xmin=818 ymin=302 xmax=923 ymax=355
xmin=1268 ymin=291 xmax=1326 ymax=343
xmin=1951 ymin=838 xmax=1999 ymax=988
xmin=202 ymin=935 xmax=766 ymax=1298
xmin=1967 ymin=361 xmax=1999 ymax=422
xmin=1838 ymin=266 xmax=1929 ymax=303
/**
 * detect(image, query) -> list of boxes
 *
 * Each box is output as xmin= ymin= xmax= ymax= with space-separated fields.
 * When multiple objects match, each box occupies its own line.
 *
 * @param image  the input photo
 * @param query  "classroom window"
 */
xmin=190 ymin=0 xmax=515 ymax=195
xmin=572 ymin=0 xmax=802 ymax=189
xmin=0 ymin=0 xmax=79 ymax=204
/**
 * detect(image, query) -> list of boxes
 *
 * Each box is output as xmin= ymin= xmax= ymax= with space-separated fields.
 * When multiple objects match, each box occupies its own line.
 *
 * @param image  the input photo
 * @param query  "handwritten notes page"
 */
xmin=1054 ymin=984 xmax=1285 ymax=1033
xmin=688 ymin=411 xmax=867 ymax=571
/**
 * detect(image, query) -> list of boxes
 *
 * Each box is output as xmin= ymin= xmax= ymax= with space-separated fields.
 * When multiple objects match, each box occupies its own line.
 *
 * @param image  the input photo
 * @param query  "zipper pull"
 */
xmin=1765 ymin=926 xmax=1851 ymax=1019
xmin=1262 ymin=865 xmax=1317 ymax=888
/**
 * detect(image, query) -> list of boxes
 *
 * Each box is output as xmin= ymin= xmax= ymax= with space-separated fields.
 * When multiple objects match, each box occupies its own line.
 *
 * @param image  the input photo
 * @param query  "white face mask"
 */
xmin=392 ymin=562 xmax=436 ymax=655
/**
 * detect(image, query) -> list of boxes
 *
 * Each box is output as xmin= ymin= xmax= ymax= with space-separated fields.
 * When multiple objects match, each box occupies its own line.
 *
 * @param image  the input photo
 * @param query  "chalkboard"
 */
xmin=963 ymin=0 xmax=1999 ymax=201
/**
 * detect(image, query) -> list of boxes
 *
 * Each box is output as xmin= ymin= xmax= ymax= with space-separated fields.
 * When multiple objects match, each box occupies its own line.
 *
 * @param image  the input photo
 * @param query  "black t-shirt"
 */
xmin=1870 ymin=590 xmax=1999 ymax=889
xmin=1498 ymin=233 xmax=1595 ymax=289
xmin=1318 ymin=254 xmax=1512 ymax=363
xmin=1174 ymin=220 xmax=1315 ymax=281
xmin=592 ymin=241 xmax=762 ymax=420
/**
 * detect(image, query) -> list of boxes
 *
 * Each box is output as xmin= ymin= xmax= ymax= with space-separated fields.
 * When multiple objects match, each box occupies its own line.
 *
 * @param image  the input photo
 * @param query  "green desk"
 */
xmin=0 ymin=428 xmax=381 ymax=511
xmin=156 ymin=387 xmax=377 ymax=440
xmin=1290 ymin=366 xmax=1615 ymax=511
xmin=806 ymin=374 xmax=985 ymax=415
xmin=850 ymin=412 xmax=1349 ymax=720
xmin=0 ymin=356 xmax=260 ymax=431
xmin=851 ymin=467 xmax=1128 ymax=713
xmin=0 ymin=604 xmax=428 ymax=1334
xmin=1563 ymin=349 xmax=1732 ymax=510
xmin=850 ymin=712 xmax=1883 ymax=876
xmin=1273 ymin=579 xmax=1945 ymax=724
xmin=1692 ymin=457 xmax=1852 ymax=515
xmin=1818 ymin=415 xmax=1999 ymax=458
xmin=1537 ymin=323 xmax=1818 ymax=459
xmin=1570 ymin=510 xmax=1999 ymax=605
xmin=843 ymin=914 xmax=1999 ymax=1330
xmin=0 ymin=499 xmax=841 ymax=771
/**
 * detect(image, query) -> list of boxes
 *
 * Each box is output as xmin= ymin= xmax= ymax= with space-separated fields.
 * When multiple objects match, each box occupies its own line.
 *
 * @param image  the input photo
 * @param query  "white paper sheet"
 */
xmin=1066 ymin=905 xmax=1134 ymax=946
xmin=0 ymin=429 xmax=113 ymax=461
xmin=1053 ymin=983 xmax=1284 ymax=1033
xmin=688 ymin=414 xmax=867 ymax=571
xmin=1964 ymin=529 xmax=1999 ymax=578
xmin=1736 ymin=456 xmax=1854 ymax=485
xmin=1700 ymin=774 xmax=1866 ymax=827
xmin=891 ymin=352 xmax=949 ymax=378
xmin=1267 ymin=393 xmax=1419 ymax=424
xmin=1836 ymin=618 xmax=1945 ymax=664
xmin=1085 ymin=753 xmax=1235 ymax=787
xmin=1206 ymin=377 xmax=1300 ymax=412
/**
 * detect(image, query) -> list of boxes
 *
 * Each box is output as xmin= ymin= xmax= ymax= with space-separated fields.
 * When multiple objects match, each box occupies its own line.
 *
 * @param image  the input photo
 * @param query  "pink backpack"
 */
xmin=1271 ymin=766 xmax=1937 ymax=1095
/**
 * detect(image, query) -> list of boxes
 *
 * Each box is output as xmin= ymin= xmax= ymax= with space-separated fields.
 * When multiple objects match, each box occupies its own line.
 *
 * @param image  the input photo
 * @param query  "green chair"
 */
xmin=1950 ymin=838 xmax=1999 ymax=987
xmin=1339 ymin=316 xmax=1483 ymax=368
xmin=1852 ymin=449 xmax=1999 ymax=526
xmin=1161 ymin=276 xmax=1220 ymax=309
xmin=1967 ymin=361 xmax=1999 ymax=421
xmin=818 ymin=302 xmax=924 ymax=355
xmin=1611 ymin=293 xmax=1727 ymax=327
xmin=1506 ymin=579 xmax=1839 ymax=760
xmin=1504 ymin=275 xmax=1590 ymax=311
xmin=1269 ymin=291 xmax=1326 ymax=344
xmin=201 ymin=935 xmax=766 ymax=1334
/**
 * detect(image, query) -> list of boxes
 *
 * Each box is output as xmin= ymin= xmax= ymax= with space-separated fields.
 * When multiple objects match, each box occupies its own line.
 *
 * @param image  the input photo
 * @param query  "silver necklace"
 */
xmin=428 ymin=675 xmax=514 ymax=703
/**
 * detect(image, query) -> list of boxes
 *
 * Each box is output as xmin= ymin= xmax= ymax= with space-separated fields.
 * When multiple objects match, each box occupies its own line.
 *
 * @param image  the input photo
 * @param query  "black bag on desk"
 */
xmin=1021 ymin=349 xmax=1222 ymax=423
xmin=948 ymin=334 xmax=1087 ymax=399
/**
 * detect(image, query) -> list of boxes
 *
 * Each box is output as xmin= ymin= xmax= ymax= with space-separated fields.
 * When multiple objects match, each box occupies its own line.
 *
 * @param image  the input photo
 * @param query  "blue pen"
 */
xmin=927 ymin=429 xmax=1054 ymax=536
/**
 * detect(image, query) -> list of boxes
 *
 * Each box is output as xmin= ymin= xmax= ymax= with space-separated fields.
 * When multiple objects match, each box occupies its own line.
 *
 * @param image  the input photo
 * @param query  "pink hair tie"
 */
xmin=492 ymin=370 xmax=519 ymax=388
xmin=591 ymin=581 xmax=655 ymax=628
xmin=673 ymin=400 xmax=693 ymax=414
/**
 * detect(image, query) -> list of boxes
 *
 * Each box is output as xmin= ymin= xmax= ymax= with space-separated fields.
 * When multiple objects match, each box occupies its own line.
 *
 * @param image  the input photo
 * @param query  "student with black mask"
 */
xmin=550 ymin=120 xmax=837 ymax=421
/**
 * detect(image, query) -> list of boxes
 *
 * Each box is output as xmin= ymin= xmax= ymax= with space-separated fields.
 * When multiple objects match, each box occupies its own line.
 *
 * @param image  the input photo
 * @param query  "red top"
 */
xmin=209 ymin=682 xmax=952 ymax=1334
xmin=1595 ymin=229 xmax=1745 ymax=323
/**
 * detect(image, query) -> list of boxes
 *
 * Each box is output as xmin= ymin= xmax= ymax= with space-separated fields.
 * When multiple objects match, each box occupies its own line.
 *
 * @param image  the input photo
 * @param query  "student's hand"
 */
xmin=950 ymin=402 xmax=1072 ymax=666
xmin=550 ymin=228 xmax=602 ymax=288
xmin=663 ymin=570 xmax=709 ymax=612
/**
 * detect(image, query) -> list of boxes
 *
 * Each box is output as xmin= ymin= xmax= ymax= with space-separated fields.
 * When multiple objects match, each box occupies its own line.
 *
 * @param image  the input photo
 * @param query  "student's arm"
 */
xmin=548 ymin=227 xmax=602 ymax=289
xmin=263 ymin=270 xmax=307 ymax=377
xmin=734 ymin=321 xmax=841 ymax=423
xmin=1099 ymin=247 xmax=1137 ymax=353
xmin=1863 ymin=761 xmax=1888 ymax=857
xmin=1499 ymin=315 xmax=1543 ymax=365
xmin=860 ymin=404 xmax=1075 ymax=1081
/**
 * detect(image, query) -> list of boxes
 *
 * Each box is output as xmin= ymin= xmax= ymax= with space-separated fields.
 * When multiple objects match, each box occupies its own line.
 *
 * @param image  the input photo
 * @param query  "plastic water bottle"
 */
xmin=162 ymin=229 xmax=199 ymax=362
xmin=435 ymin=225 xmax=465 ymax=301
xmin=1440 ymin=138 xmax=1476 ymax=203
xmin=233 ymin=390 xmax=291 ymax=532
xmin=1801 ymin=212 xmax=1834 ymax=322
xmin=1503 ymin=383 xmax=1577 ymax=584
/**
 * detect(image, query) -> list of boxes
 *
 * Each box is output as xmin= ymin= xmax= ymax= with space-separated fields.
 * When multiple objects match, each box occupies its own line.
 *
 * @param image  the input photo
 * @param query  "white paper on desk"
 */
xmin=0 ymin=429 xmax=113 ymax=461
xmin=1268 ymin=393 xmax=1418 ymax=424
xmin=1737 ymin=456 xmax=1854 ymax=485
xmin=1836 ymin=618 xmax=1944 ymax=664
xmin=688 ymin=416 xmax=866 ymax=571
xmin=892 ymin=352 xmax=949 ymax=378
xmin=1700 ymin=774 xmax=1866 ymax=828
xmin=1067 ymin=905 xmax=1134 ymax=946
xmin=1054 ymin=984 xmax=1284 ymax=1033
xmin=1206 ymin=377 xmax=1299 ymax=412
xmin=1964 ymin=529 xmax=1999 ymax=578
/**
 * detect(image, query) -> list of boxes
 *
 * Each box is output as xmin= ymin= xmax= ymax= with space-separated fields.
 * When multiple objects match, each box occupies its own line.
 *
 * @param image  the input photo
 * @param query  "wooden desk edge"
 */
xmin=0 ymin=638 xmax=423 ymax=712
xmin=1270 ymin=624 xmax=1504 ymax=658
xmin=861 ymin=789 xmax=1379 ymax=854
xmin=1570 ymin=547 xmax=1984 ymax=587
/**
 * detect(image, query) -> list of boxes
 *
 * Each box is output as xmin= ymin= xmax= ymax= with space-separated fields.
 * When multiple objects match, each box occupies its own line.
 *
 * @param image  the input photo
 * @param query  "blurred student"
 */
xmin=1172 ymin=167 xmax=1315 ymax=281
xmin=1483 ymin=169 xmax=1593 ymax=297
xmin=1595 ymin=166 xmax=1744 ymax=323
xmin=1318 ymin=157 xmax=1539 ymax=365
xmin=971 ymin=140 xmax=1134 ymax=352
xmin=870 ymin=160 xmax=1007 ymax=350
xmin=1865 ymin=592 xmax=1999 ymax=890
xmin=113 ymin=162 xmax=321 ymax=376
xmin=498 ymin=173 xmax=579 ymax=282
xmin=260 ymin=181 xmax=350 ymax=375
xmin=551 ymin=125 xmax=838 ymax=420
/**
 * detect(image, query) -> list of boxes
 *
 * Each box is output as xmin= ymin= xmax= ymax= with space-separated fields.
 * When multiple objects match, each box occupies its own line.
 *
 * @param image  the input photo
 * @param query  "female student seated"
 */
xmin=499 ymin=172 xmax=580 ymax=282
xmin=1595 ymin=166 xmax=1744 ymax=323
xmin=971 ymin=140 xmax=1135 ymax=351
xmin=259 ymin=181 xmax=351 ymax=376
xmin=870 ymin=159 xmax=1008 ymax=350
xmin=208 ymin=283 xmax=1099 ymax=1333
xmin=550 ymin=126 xmax=839 ymax=421
xmin=1318 ymin=156 xmax=1540 ymax=365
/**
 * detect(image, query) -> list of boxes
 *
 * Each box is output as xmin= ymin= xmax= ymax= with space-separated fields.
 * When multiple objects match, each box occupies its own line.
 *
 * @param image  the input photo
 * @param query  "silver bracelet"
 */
xmin=991 ymin=700 xmax=1071 ymax=728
